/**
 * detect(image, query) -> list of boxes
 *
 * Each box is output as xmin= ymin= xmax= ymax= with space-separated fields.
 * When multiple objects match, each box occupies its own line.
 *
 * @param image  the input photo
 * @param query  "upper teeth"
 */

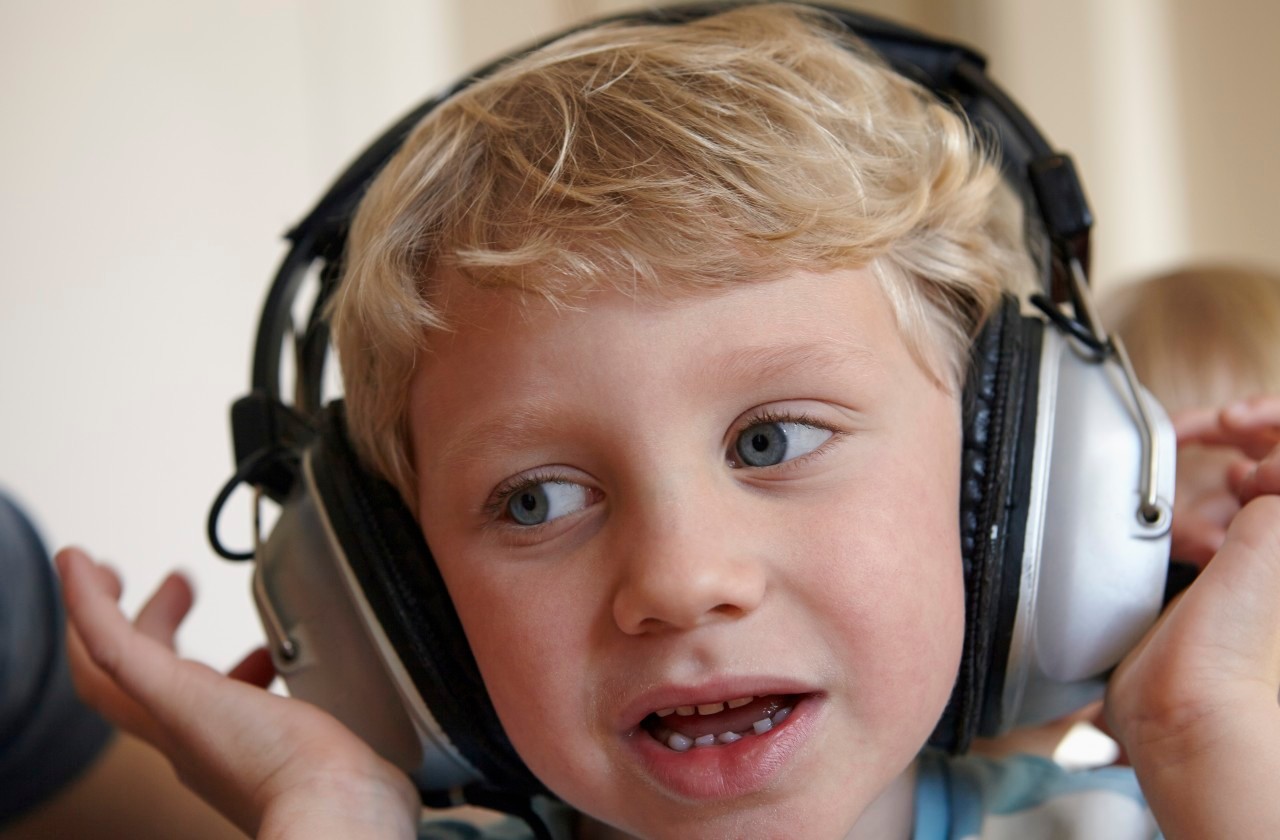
xmin=657 ymin=696 xmax=754 ymax=718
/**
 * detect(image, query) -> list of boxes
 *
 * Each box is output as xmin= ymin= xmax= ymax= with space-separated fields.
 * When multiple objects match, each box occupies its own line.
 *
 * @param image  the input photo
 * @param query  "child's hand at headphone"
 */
xmin=55 ymin=547 xmax=420 ymax=840
xmin=1192 ymin=395 xmax=1280 ymax=506
xmin=1168 ymin=395 xmax=1280 ymax=567
xmin=1104 ymin=440 xmax=1280 ymax=837
xmin=1175 ymin=395 xmax=1280 ymax=460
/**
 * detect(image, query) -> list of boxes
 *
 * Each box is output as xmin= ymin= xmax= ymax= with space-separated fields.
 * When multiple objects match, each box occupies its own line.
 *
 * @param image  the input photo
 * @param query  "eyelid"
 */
xmin=481 ymin=468 xmax=601 ymax=529
xmin=727 ymin=407 xmax=843 ymax=469
xmin=739 ymin=407 xmax=836 ymax=433
xmin=482 ymin=468 xmax=572 ymax=520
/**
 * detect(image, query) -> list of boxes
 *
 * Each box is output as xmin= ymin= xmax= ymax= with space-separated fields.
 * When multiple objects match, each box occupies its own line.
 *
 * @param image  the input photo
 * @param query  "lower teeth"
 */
xmin=659 ymin=705 xmax=793 ymax=752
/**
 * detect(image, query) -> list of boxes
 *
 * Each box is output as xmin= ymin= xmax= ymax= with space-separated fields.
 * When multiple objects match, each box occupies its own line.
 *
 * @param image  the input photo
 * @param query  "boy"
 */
xmin=56 ymin=5 xmax=1280 ymax=838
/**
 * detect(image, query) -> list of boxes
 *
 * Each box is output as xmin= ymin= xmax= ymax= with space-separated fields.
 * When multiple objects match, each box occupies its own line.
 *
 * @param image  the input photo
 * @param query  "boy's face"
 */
xmin=409 ymin=268 xmax=965 ymax=838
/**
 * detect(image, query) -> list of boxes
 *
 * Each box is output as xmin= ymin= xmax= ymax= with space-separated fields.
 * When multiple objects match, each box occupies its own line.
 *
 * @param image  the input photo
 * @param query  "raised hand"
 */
xmin=56 ymin=547 xmax=420 ymax=840
xmin=1169 ymin=395 xmax=1280 ymax=567
xmin=1174 ymin=395 xmax=1280 ymax=461
xmin=1106 ymin=440 xmax=1280 ymax=838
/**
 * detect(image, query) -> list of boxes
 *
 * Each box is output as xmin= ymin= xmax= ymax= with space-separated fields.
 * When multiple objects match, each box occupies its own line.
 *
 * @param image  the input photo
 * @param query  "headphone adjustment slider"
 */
xmin=252 ymin=486 xmax=300 ymax=664
xmin=1065 ymin=258 xmax=1169 ymax=534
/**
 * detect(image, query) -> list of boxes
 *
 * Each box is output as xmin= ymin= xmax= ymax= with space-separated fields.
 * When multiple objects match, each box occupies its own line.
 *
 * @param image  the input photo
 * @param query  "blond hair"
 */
xmin=1101 ymin=264 xmax=1280 ymax=414
xmin=332 ymin=3 xmax=1031 ymax=504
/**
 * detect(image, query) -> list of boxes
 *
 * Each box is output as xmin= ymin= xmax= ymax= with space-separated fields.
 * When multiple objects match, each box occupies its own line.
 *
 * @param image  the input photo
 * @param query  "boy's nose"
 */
xmin=610 ymin=495 xmax=768 ymax=635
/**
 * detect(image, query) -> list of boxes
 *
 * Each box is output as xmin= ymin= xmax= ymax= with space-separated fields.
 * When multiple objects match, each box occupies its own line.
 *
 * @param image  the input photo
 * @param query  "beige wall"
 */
xmin=0 ymin=0 xmax=466 ymax=668
xmin=859 ymin=0 xmax=1280 ymax=290
xmin=957 ymin=0 xmax=1280 ymax=289
xmin=1165 ymin=0 xmax=1280 ymax=270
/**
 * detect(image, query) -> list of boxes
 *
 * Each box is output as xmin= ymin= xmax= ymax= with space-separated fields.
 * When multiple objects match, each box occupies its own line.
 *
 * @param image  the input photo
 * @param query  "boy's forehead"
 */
xmin=407 ymin=266 xmax=945 ymax=464
xmin=414 ymin=264 xmax=955 ymax=404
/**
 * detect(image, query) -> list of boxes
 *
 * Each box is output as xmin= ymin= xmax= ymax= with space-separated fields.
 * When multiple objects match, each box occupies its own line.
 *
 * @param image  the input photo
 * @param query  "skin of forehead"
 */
xmin=407 ymin=267 xmax=945 ymax=477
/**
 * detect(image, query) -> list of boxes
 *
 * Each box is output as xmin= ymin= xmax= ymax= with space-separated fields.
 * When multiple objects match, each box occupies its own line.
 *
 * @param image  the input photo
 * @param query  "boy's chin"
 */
xmin=568 ymin=766 xmax=916 ymax=840
xmin=575 ymin=801 xmax=889 ymax=840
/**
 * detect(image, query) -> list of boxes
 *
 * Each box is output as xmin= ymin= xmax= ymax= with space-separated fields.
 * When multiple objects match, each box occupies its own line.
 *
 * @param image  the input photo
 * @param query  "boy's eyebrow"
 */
xmin=431 ymin=399 xmax=565 ymax=470
xmin=431 ymin=339 xmax=879 ymax=469
xmin=709 ymin=339 xmax=879 ymax=389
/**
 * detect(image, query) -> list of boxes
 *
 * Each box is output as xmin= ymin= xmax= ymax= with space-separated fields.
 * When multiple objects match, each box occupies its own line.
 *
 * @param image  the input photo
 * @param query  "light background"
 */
xmin=2 ymin=0 xmax=1277 ymax=703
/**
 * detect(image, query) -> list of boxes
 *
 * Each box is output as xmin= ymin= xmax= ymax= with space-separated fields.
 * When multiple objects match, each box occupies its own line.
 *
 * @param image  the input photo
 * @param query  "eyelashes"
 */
xmin=728 ymin=409 xmax=838 ymax=469
xmin=483 ymin=468 xmax=583 ymax=522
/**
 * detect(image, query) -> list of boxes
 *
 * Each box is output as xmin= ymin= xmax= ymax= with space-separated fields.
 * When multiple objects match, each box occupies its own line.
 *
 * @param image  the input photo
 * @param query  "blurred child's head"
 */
xmin=1104 ymin=264 xmax=1280 ymax=565
xmin=328 ymin=4 xmax=1033 ymax=835
xmin=1103 ymin=264 xmax=1280 ymax=415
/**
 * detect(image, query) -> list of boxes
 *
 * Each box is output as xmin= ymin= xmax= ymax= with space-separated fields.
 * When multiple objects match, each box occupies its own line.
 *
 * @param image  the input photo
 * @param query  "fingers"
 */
xmin=57 ymin=547 xmax=140 ymax=679
xmin=59 ymin=549 xmax=271 ymax=733
xmin=57 ymin=547 xmax=222 ymax=742
xmin=59 ymin=547 xmax=184 ymax=689
xmin=1173 ymin=405 xmax=1220 ymax=442
xmin=1221 ymin=393 xmax=1280 ymax=424
xmin=1200 ymin=496 xmax=1280 ymax=680
xmin=1109 ymin=495 xmax=1280 ymax=740
xmin=1234 ymin=445 xmax=1280 ymax=504
xmin=58 ymin=547 xmax=171 ymax=743
xmin=55 ymin=547 xmax=406 ymax=837
xmin=228 ymin=647 xmax=276 ymax=689
xmin=1155 ymin=493 xmax=1280 ymax=693
xmin=1225 ymin=458 xmax=1258 ymax=492
xmin=59 ymin=548 xmax=194 ymax=650
xmin=1176 ymin=397 xmax=1280 ymax=459
xmin=134 ymin=571 xmax=195 ymax=646
xmin=87 ymin=554 xmax=124 ymax=601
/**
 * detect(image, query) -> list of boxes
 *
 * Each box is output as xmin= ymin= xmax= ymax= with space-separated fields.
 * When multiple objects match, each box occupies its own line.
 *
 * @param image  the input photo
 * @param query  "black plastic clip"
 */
xmin=207 ymin=392 xmax=316 ymax=561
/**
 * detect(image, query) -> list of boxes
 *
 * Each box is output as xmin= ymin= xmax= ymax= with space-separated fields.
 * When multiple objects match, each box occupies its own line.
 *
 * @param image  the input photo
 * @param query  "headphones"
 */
xmin=209 ymin=0 xmax=1177 ymax=817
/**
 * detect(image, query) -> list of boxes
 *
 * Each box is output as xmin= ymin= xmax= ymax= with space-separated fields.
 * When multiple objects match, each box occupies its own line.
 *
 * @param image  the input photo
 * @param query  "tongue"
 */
xmin=661 ymin=695 xmax=790 ymax=739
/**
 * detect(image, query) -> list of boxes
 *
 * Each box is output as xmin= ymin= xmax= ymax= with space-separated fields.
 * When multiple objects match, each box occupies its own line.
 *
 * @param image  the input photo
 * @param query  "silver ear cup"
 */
xmin=253 ymin=456 xmax=484 ymax=791
xmin=997 ymin=326 xmax=1176 ymax=733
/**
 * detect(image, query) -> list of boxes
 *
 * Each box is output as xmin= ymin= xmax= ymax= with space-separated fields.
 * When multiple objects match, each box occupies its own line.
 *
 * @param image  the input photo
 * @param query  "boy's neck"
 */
xmin=573 ymin=759 xmax=919 ymax=840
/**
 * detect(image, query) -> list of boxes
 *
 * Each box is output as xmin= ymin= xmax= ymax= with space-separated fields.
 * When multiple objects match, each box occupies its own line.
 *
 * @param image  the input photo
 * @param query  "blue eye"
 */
xmin=734 ymin=420 xmax=832 ymax=468
xmin=505 ymin=480 xmax=593 ymax=526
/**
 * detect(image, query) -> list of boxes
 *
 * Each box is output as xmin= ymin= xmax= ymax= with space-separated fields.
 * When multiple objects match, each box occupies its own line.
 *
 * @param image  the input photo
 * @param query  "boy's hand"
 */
xmin=1105 ymin=440 xmax=1280 ymax=838
xmin=56 ymin=547 xmax=420 ymax=840
xmin=1174 ymin=395 xmax=1280 ymax=461
xmin=1169 ymin=395 xmax=1280 ymax=567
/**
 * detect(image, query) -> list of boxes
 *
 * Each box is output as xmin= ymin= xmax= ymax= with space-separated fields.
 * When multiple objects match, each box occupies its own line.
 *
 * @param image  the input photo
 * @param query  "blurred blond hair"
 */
xmin=1103 ymin=264 xmax=1280 ymax=413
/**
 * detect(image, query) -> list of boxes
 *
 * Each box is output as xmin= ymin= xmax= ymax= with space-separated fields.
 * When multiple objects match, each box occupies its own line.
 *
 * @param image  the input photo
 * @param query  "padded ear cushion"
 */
xmin=307 ymin=405 xmax=546 ymax=795
xmin=928 ymin=294 xmax=1043 ymax=752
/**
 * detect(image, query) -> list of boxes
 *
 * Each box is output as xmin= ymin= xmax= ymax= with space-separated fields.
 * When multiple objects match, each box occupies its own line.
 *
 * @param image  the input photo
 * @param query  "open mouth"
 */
xmin=640 ymin=694 xmax=802 ymax=752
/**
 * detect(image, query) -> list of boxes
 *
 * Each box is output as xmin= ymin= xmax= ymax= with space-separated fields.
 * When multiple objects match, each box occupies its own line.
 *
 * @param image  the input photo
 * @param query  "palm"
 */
xmin=57 ymin=548 xmax=418 ymax=838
